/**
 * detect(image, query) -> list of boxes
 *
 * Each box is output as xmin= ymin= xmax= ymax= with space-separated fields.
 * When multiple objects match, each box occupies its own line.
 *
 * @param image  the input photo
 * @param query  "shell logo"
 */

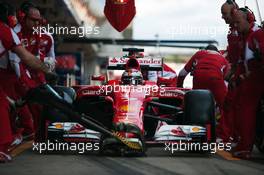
xmin=54 ymin=123 xmax=63 ymax=129
xmin=192 ymin=127 xmax=200 ymax=132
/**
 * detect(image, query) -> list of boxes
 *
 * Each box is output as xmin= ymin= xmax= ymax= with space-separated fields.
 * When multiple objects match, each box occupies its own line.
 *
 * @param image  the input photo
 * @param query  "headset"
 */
xmin=0 ymin=2 xmax=17 ymax=28
xmin=239 ymin=6 xmax=256 ymax=24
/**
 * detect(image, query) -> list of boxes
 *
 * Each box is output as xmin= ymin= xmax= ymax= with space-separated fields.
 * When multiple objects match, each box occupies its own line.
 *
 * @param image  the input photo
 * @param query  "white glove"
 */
xmin=44 ymin=57 xmax=57 ymax=72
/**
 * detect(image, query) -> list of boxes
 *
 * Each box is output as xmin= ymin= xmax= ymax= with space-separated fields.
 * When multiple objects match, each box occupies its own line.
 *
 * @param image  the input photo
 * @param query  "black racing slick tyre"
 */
xmin=184 ymin=90 xmax=216 ymax=142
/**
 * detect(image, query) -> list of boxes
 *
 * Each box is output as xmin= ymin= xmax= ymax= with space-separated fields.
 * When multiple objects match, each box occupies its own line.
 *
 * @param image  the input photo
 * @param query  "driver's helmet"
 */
xmin=121 ymin=68 xmax=143 ymax=85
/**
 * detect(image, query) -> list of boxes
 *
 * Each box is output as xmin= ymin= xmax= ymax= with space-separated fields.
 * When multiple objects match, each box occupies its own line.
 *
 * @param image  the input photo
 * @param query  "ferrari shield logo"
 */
xmin=104 ymin=0 xmax=136 ymax=32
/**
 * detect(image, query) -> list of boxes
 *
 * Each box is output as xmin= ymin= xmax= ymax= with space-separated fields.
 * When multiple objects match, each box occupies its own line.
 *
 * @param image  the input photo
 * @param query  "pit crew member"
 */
xmin=231 ymin=8 xmax=262 ymax=159
xmin=177 ymin=45 xmax=229 ymax=114
xmin=0 ymin=2 xmax=50 ymax=163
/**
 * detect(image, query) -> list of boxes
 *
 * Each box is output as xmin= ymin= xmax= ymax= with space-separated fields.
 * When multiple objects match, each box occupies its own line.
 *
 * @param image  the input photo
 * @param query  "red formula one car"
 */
xmin=31 ymin=48 xmax=216 ymax=155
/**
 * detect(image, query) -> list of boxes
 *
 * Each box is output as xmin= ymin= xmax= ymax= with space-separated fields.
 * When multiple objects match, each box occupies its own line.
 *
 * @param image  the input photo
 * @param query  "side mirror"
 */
xmin=91 ymin=75 xmax=105 ymax=81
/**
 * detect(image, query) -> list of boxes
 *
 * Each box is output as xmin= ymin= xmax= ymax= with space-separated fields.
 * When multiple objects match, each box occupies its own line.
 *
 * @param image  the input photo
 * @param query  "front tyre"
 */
xmin=184 ymin=90 xmax=216 ymax=143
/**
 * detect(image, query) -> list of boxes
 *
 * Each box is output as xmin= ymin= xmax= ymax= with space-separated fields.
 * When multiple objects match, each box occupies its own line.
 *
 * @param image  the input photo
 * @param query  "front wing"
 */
xmin=47 ymin=122 xmax=207 ymax=145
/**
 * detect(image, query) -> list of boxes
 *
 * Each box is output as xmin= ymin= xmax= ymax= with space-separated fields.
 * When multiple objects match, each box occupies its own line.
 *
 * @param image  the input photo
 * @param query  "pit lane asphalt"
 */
xmin=0 ymin=146 xmax=264 ymax=175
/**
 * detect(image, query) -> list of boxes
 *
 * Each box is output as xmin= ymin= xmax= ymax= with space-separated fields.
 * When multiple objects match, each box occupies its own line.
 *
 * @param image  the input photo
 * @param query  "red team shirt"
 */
xmin=0 ymin=21 xmax=22 ymax=151
xmin=0 ymin=22 xmax=21 ymax=71
xmin=0 ymin=21 xmax=22 ymax=98
xmin=12 ymin=23 xmax=49 ymax=87
xmin=184 ymin=50 xmax=229 ymax=79
xmin=247 ymin=28 xmax=264 ymax=65
xmin=233 ymin=24 xmax=260 ymax=79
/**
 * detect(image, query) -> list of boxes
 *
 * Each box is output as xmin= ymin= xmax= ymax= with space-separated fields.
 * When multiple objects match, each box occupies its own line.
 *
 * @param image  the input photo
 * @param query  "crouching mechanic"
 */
xmin=177 ymin=45 xmax=229 ymax=114
xmin=0 ymin=2 xmax=51 ymax=163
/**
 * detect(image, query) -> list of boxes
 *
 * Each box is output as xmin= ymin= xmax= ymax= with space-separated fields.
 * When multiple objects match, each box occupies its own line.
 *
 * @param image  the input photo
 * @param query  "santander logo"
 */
xmin=110 ymin=57 xmax=162 ymax=65
xmin=137 ymin=59 xmax=161 ymax=65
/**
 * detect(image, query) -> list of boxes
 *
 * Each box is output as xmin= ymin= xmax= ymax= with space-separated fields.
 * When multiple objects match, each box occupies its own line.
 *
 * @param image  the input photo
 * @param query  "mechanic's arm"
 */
xmin=12 ymin=45 xmax=49 ymax=73
xmin=177 ymin=54 xmax=196 ymax=87
xmin=177 ymin=68 xmax=189 ymax=88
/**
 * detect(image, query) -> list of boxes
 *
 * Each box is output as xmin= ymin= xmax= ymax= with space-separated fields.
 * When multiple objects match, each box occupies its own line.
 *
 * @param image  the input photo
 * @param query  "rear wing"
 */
xmin=107 ymin=57 xmax=163 ymax=71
